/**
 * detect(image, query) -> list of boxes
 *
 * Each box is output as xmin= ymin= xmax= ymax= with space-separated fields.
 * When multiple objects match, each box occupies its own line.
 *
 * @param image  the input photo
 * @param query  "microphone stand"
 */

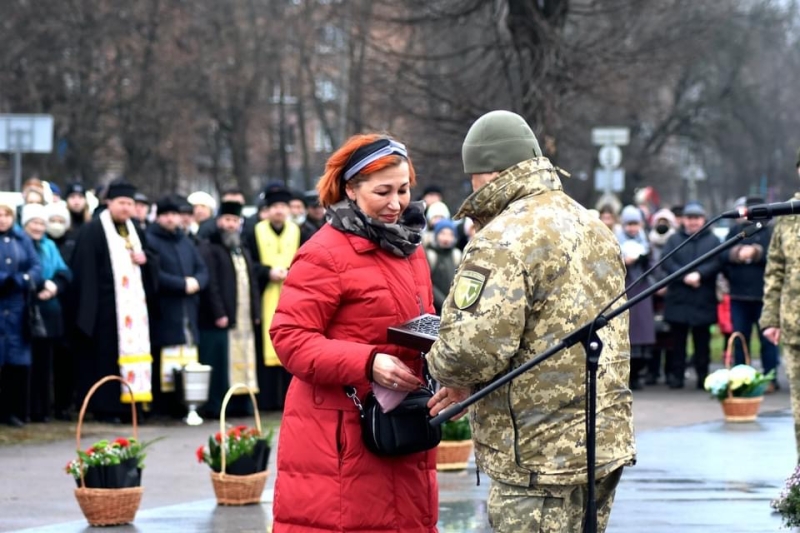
xmin=429 ymin=221 xmax=766 ymax=533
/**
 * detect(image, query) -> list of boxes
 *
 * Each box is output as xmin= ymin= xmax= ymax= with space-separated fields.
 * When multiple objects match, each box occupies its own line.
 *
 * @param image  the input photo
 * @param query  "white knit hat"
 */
xmin=45 ymin=201 xmax=71 ymax=230
xmin=21 ymin=203 xmax=47 ymax=227
xmin=425 ymin=201 xmax=451 ymax=223
xmin=187 ymin=191 xmax=217 ymax=211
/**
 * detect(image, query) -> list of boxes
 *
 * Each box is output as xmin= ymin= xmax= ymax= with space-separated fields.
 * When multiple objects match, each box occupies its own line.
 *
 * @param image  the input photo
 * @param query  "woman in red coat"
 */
xmin=270 ymin=134 xmax=439 ymax=532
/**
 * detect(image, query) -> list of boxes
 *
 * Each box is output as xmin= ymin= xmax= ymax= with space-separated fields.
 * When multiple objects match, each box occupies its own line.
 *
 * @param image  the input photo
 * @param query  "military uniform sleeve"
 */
xmin=760 ymin=221 xmax=785 ymax=330
xmin=427 ymin=242 xmax=529 ymax=388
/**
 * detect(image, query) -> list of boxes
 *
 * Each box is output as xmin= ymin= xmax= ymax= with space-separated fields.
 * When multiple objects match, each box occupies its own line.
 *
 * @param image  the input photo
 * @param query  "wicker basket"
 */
xmin=721 ymin=332 xmax=763 ymax=423
xmin=74 ymin=376 xmax=144 ymax=526
xmin=436 ymin=440 xmax=473 ymax=471
xmin=211 ymin=383 xmax=269 ymax=506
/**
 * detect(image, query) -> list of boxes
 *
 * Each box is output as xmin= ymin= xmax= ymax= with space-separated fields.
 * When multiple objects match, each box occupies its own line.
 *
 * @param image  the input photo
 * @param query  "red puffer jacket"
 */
xmin=270 ymin=224 xmax=437 ymax=533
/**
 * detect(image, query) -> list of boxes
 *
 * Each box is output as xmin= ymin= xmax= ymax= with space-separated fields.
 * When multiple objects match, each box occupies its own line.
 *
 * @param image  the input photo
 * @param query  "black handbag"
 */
xmin=345 ymin=364 xmax=441 ymax=457
xmin=25 ymin=278 xmax=47 ymax=339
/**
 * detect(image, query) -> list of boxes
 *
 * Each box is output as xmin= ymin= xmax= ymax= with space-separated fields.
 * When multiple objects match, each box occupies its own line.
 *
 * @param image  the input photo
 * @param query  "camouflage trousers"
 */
xmin=487 ymin=468 xmax=623 ymax=533
xmin=782 ymin=343 xmax=800 ymax=460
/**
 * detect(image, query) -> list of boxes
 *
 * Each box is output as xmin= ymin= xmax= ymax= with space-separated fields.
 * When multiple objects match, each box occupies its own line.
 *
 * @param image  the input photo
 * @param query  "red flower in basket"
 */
xmin=197 ymin=425 xmax=274 ymax=474
xmin=66 ymin=437 xmax=163 ymax=487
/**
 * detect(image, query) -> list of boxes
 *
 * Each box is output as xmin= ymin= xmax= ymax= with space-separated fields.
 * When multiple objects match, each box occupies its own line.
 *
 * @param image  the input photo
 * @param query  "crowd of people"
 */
xmin=0 ymin=176 xmax=331 ymax=427
xmin=0 ymin=172 xmax=476 ymax=430
xmin=597 ymin=196 xmax=778 ymax=392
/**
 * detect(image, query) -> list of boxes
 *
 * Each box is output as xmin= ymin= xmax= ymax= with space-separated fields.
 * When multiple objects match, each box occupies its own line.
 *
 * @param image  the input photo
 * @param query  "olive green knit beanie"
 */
xmin=462 ymin=110 xmax=542 ymax=174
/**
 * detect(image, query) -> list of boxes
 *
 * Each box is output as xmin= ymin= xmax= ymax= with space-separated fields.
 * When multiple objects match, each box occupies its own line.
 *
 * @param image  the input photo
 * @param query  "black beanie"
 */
xmin=156 ymin=195 xmax=181 ymax=216
xmin=218 ymin=201 xmax=243 ymax=217
xmin=265 ymin=188 xmax=292 ymax=207
xmin=106 ymin=180 xmax=137 ymax=200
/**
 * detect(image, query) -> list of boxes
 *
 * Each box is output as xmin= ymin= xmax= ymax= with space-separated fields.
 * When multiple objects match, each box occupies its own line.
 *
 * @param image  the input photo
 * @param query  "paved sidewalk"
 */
xmin=0 ymin=379 xmax=794 ymax=532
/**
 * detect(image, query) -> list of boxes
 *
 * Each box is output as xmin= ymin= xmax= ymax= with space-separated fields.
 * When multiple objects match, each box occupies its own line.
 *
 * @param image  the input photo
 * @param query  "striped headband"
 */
xmin=342 ymin=138 xmax=408 ymax=182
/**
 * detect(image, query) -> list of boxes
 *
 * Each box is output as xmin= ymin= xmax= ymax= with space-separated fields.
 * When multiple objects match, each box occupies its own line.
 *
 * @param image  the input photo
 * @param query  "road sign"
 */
xmin=0 ymin=114 xmax=54 ymax=192
xmin=591 ymin=127 xmax=630 ymax=146
xmin=594 ymin=168 xmax=625 ymax=193
xmin=0 ymin=114 xmax=54 ymax=153
xmin=598 ymin=145 xmax=622 ymax=169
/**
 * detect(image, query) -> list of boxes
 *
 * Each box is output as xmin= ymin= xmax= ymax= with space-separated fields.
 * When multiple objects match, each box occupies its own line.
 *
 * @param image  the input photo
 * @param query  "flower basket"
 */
xmin=209 ymin=383 xmax=269 ymax=506
xmin=721 ymin=396 xmax=763 ymax=422
xmin=436 ymin=440 xmax=474 ymax=471
xmin=73 ymin=376 xmax=143 ymax=526
xmin=710 ymin=332 xmax=770 ymax=423
xmin=436 ymin=417 xmax=473 ymax=471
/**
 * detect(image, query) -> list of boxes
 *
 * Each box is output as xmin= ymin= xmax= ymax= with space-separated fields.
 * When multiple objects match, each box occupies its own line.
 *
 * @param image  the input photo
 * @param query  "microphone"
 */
xmin=721 ymin=200 xmax=800 ymax=220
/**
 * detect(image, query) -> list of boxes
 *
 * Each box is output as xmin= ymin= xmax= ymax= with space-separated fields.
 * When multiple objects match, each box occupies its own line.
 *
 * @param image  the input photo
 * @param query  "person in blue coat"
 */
xmin=145 ymin=194 xmax=209 ymax=417
xmin=0 ymin=201 xmax=43 ymax=427
xmin=20 ymin=204 xmax=72 ymax=422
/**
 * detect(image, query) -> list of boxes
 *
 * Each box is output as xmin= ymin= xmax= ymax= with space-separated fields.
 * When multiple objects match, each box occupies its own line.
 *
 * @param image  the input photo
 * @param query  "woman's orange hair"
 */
xmin=317 ymin=133 xmax=416 ymax=207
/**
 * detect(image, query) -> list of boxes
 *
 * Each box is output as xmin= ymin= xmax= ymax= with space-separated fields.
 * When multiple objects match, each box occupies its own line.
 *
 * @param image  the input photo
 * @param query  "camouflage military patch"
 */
xmin=452 ymin=266 xmax=490 ymax=311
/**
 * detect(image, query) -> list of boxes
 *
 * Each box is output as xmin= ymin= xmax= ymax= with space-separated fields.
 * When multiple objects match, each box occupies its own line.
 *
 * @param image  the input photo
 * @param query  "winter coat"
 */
xmin=0 ymin=228 xmax=43 ymax=366
xmin=197 ymin=229 xmax=261 ymax=330
xmin=31 ymin=237 xmax=71 ymax=339
xmin=426 ymin=245 xmax=462 ymax=314
xmin=723 ymin=221 xmax=773 ymax=301
xmin=145 ymin=224 xmax=209 ymax=347
xmin=761 ymin=192 xmax=800 ymax=344
xmin=662 ymin=227 xmax=722 ymax=326
xmin=426 ymin=158 xmax=634 ymax=488
xmin=269 ymin=223 xmax=437 ymax=533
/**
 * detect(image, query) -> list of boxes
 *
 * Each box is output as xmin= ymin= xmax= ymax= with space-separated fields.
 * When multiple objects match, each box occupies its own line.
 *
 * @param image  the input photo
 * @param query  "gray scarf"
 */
xmin=326 ymin=199 xmax=426 ymax=258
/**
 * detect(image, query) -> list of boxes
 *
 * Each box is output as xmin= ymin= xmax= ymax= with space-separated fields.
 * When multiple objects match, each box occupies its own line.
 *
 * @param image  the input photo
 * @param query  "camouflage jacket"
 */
xmin=427 ymin=158 xmax=636 ymax=487
xmin=760 ymin=192 xmax=800 ymax=345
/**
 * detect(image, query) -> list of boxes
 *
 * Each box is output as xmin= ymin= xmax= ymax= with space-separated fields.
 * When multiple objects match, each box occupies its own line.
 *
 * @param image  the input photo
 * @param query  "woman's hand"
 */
xmin=371 ymin=353 xmax=423 ymax=392
xmin=427 ymin=387 xmax=470 ymax=419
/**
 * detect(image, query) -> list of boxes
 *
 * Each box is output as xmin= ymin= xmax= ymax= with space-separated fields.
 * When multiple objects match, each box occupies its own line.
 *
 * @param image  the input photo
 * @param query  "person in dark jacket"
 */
xmin=0 ymin=201 xmax=43 ymax=427
xmin=425 ymin=219 xmax=462 ymax=314
xmin=301 ymin=189 xmax=326 ymax=236
xmin=197 ymin=201 xmax=261 ymax=417
xmin=617 ymin=205 xmax=656 ymax=390
xmin=145 ymin=195 xmax=209 ymax=417
xmin=20 ymin=204 xmax=72 ymax=422
xmin=133 ymin=193 xmax=151 ymax=232
xmin=44 ymin=202 xmax=78 ymax=419
xmin=724 ymin=196 xmax=778 ymax=389
xmin=662 ymin=202 xmax=723 ymax=389
xmin=64 ymin=182 xmax=90 ymax=234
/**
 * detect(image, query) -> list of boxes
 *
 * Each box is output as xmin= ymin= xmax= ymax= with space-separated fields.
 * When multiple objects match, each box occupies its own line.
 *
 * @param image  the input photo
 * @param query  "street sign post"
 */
xmin=682 ymin=164 xmax=706 ymax=201
xmin=592 ymin=126 xmax=629 ymax=199
xmin=0 ymin=114 xmax=54 ymax=191
xmin=594 ymin=168 xmax=625 ymax=193
xmin=591 ymin=127 xmax=630 ymax=147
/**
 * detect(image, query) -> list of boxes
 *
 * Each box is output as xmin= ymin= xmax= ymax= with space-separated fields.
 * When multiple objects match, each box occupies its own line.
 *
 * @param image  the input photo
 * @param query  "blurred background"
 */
xmin=1 ymin=0 xmax=799 ymax=212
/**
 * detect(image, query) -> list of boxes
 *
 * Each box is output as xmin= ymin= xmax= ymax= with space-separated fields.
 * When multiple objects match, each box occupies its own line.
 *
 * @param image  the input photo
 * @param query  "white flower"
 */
xmin=729 ymin=364 xmax=757 ymax=390
xmin=704 ymin=369 xmax=730 ymax=395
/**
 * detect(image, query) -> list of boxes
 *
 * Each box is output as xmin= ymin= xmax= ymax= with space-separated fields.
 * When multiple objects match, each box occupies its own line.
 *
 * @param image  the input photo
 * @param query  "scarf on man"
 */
xmin=99 ymin=209 xmax=152 ymax=403
xmin=326 ymin=199 xmax=426 ymax=258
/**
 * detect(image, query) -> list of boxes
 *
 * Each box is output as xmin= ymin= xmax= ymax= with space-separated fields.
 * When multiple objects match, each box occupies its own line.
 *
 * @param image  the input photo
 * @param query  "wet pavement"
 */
xmin=2 ymin=385 xmax=796 ymax=532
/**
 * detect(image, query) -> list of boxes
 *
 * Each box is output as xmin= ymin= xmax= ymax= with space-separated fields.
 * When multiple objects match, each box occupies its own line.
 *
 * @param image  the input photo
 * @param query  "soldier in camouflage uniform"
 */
xmin=760 ymin=147 xmax=800 ymax=459
xmin=427 ymin=110 xmax=636 ymax=533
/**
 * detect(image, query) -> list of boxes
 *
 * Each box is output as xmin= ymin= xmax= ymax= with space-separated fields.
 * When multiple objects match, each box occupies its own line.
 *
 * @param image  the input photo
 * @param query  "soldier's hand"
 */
xmin=428 ymin=387 xmax=470 ymax=419
xmin=371 ymin=353 xmax=423 ymax=392
xmin=764 ymin=327 xmax=781 ymax=345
